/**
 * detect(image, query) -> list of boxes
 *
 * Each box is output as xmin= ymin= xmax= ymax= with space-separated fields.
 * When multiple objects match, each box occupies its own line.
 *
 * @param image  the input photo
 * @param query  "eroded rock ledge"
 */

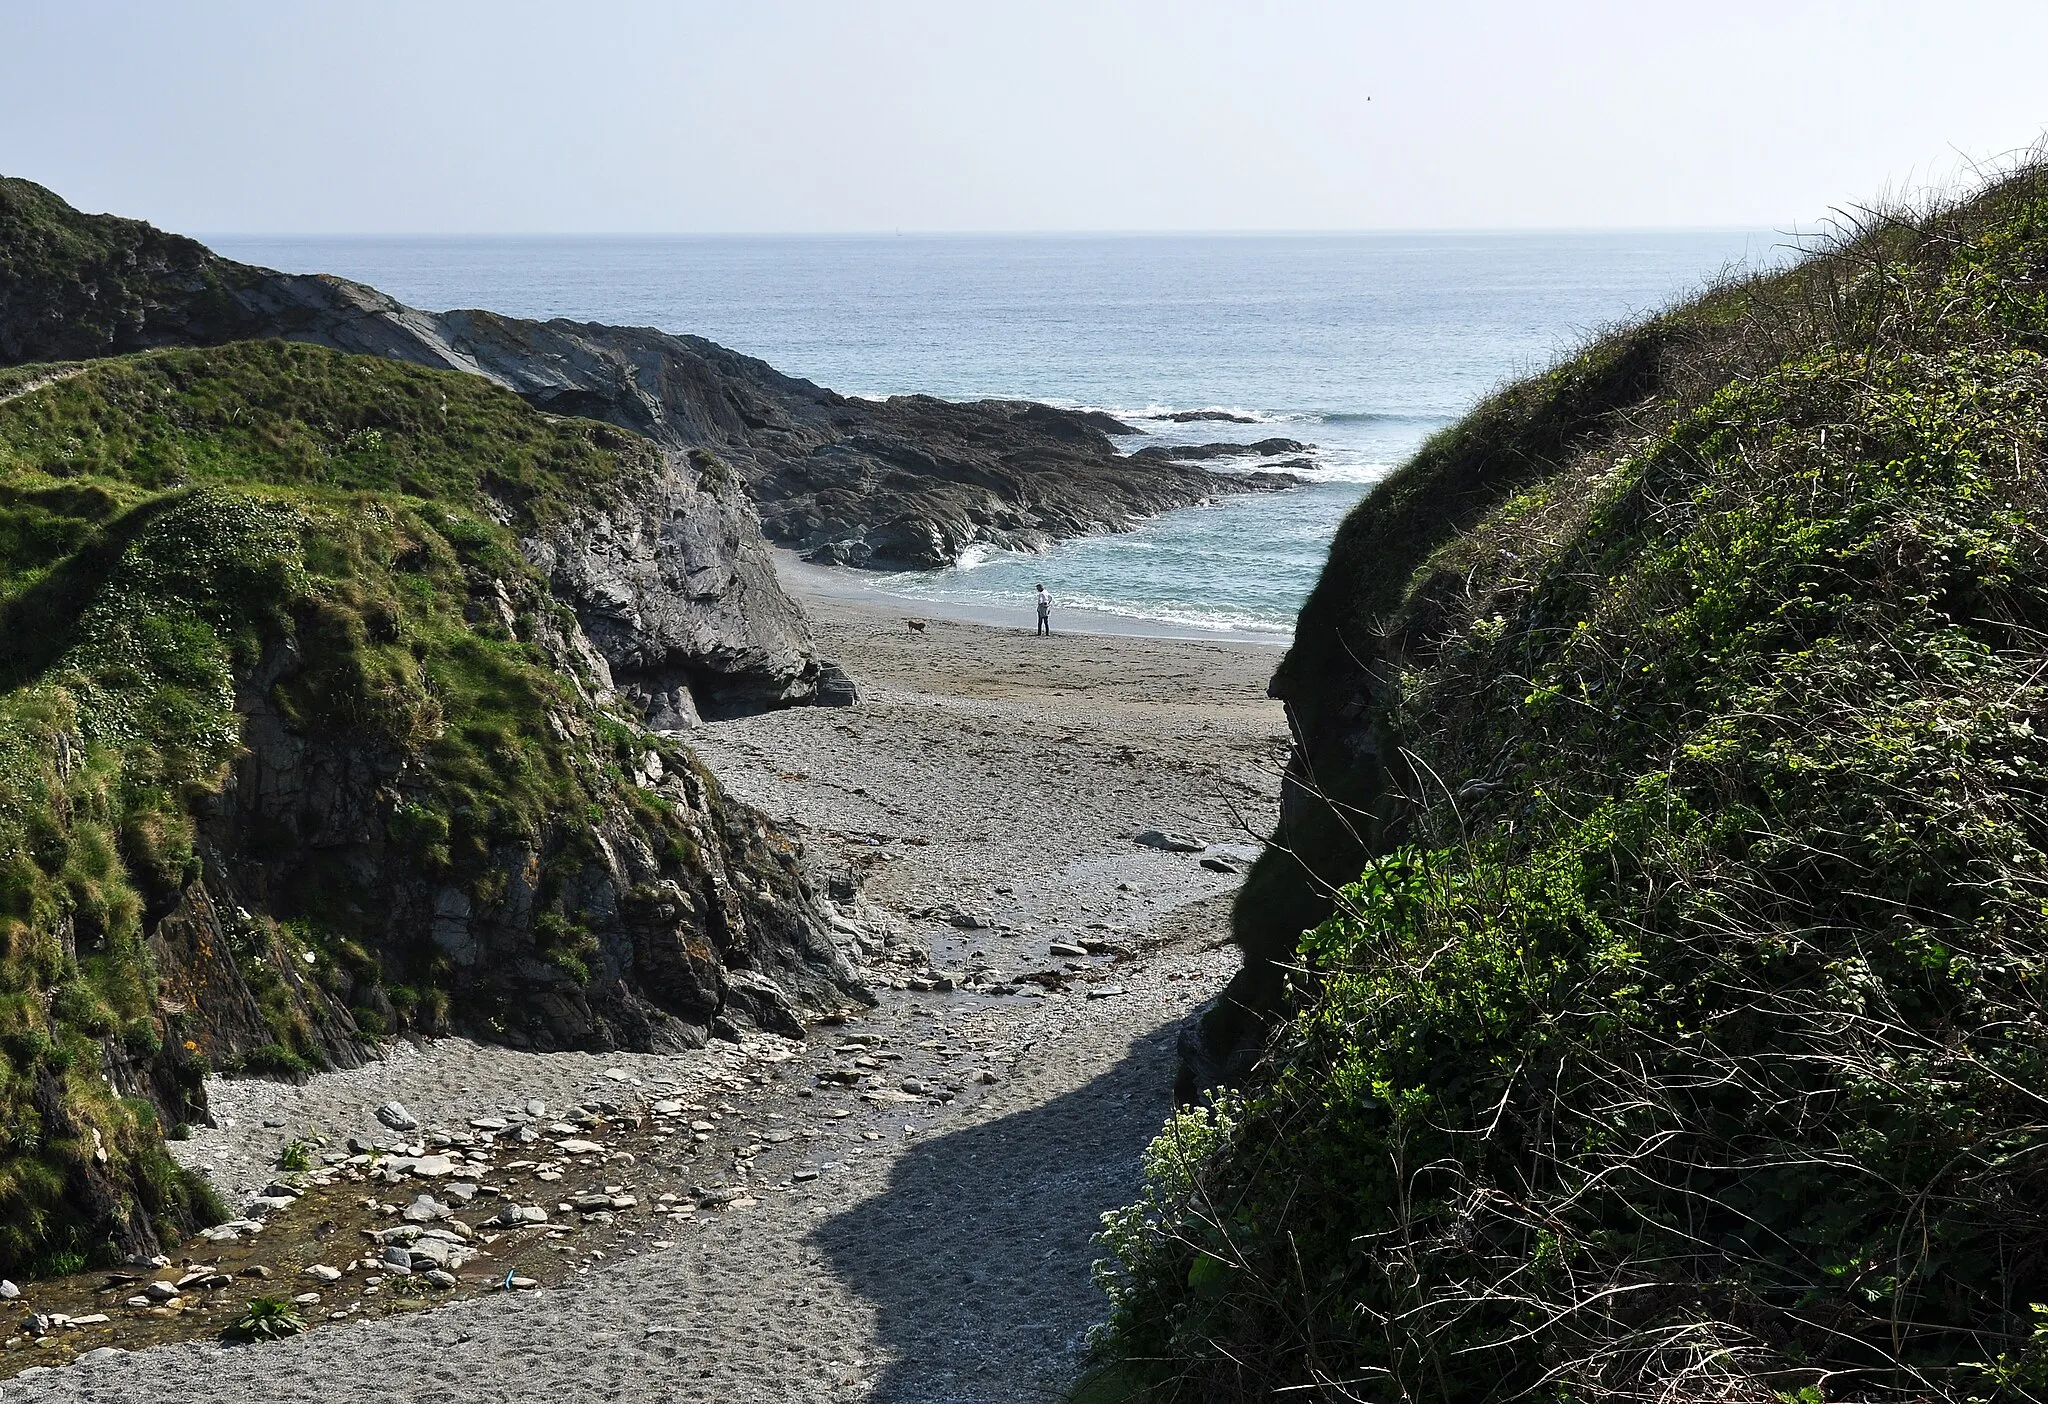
xmin=0 ymin=175 xmax=1304 ymax=574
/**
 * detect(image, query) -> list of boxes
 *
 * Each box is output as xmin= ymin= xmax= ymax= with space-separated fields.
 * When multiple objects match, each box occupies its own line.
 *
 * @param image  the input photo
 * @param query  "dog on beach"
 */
xmin=907 ymin=619 xmax=926 ymax=633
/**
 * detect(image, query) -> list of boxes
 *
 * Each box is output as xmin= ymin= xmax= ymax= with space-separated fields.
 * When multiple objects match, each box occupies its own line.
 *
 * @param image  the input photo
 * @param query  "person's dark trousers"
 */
xmin=1037 ymin=613 xmax=1050 ymax=636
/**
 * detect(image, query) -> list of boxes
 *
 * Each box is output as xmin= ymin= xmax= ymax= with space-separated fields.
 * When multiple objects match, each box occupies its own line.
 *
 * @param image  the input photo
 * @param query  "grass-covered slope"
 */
xmin=0 ymin=339 xmax=834 ymax=1276
xmin=0 ymin=175 xmax=270 ymax=364
xmin=1096 ymin=170 xmax=2048 ymax=1400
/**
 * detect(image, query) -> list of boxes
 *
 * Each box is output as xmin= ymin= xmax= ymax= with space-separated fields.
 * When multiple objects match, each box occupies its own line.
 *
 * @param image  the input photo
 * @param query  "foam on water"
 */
xmin=210 ymin=229 xmax=1785 ymax=639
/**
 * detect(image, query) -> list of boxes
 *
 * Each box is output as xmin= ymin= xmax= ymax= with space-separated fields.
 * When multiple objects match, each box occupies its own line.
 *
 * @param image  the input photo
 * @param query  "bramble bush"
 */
xmin=1091 ymin=164 xmax=2048 ymax=1402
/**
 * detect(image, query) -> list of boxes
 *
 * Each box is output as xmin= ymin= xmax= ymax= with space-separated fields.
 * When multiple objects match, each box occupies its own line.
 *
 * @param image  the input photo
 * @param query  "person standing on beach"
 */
xmin=1036 ymin=582 xmax=1052 ymax=636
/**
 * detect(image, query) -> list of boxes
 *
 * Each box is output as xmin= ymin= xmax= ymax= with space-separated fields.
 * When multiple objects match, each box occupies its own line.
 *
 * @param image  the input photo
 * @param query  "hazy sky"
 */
xmin=4 ymin=0 xmax=2046 ymax=234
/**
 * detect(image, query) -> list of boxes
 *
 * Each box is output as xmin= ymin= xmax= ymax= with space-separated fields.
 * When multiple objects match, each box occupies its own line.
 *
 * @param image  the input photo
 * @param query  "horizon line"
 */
xmin=195 ymin=224 xmax=1795 ymax=242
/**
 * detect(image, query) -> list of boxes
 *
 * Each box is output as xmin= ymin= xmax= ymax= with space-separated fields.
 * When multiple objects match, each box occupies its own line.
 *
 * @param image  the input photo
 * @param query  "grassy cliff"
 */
xmin=0 ymin=175 xmax=271 ymax=364
xmin=1094 ymin=169 xmax=2048 ymax=1400
xmin=0 ymin=340 xmax=813 ymax=1275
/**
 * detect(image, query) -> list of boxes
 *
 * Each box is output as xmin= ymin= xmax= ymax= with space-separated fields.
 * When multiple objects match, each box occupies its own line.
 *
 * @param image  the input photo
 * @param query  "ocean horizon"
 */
xmin=212 ymin=229 xmax=1787 ymax=637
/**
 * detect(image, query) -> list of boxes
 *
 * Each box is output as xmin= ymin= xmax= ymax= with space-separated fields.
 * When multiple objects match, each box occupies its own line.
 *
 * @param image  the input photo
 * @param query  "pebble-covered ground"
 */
xmin=5 ymin=598 xmax=1287 ymax=1403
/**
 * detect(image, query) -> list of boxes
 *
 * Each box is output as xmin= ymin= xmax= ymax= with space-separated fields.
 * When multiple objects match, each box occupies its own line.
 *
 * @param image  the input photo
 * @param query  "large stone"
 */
xmin=408 ymin=1238 xmax=454 ymax=1268
xmin=719 ymin=969 xmax=804 ymax=1039
xmin=1135 ymin=829 xmax=1205 ymax=853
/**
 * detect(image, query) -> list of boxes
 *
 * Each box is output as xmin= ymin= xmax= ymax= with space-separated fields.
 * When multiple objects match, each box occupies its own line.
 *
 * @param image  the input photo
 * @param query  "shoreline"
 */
xmin=773 ymin=548 xmax=1295 ymax=647
xmin=15 ymin=588 xmax=1288 ymax=1403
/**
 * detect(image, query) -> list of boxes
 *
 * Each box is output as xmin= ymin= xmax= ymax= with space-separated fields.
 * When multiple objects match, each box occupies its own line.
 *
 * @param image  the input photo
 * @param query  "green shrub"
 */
xmin=386 ymin=801 xmax=450 ymax=863
xmin=1098 ymin=163 xmax=2048 ymax=1402
xmin=232 ymin=1043 xmax=314 ymax=1081
xmin=227 ymin=1295 xmax=307 ymax=1342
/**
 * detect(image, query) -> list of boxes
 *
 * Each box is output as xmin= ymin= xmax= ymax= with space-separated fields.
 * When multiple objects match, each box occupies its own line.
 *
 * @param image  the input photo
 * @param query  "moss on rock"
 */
xmin=0 ymin=340 xmax=850 ymax=1276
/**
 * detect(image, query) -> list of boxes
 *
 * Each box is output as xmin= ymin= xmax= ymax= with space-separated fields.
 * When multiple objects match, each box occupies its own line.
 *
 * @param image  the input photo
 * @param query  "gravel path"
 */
xmin=9 ymin=600 xmax=1284 ymax=1403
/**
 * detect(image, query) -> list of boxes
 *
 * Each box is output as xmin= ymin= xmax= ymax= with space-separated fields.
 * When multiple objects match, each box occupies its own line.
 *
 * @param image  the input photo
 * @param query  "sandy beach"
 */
xmin=9 ymin=591 xmax=1288 ymax=1404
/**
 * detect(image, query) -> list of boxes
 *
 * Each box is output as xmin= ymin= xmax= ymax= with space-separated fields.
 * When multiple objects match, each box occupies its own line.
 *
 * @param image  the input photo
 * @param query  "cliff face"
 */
xmin=0 ymin=176 xmax=1296 ymax=574
xmin=0 ymin=342 xmax=865 ymax=1276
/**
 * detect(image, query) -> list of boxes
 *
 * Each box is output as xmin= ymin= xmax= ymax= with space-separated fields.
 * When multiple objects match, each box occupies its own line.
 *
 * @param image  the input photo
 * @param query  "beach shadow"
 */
xmin=810 ymin=1019 xmax=1182 ymax=1402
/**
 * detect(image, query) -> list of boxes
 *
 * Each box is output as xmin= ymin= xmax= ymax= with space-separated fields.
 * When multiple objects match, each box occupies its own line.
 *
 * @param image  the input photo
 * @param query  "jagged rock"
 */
xmin=0 ymin=175 xmax=1305 ymax=579
xmin=1130 ymin=437 xmax=1308 ymax=463
xmin=1151 ymin=409 xmax=1259 ymax=424
xmin=1135 ymin=829 xmax=1205 ymax=853
xmin=402 ymin=1195 xmax=451 ymax=1223
xmin=814 ymin=660 xmax=860 ymax=707
xmin=375 ymin=1102 xmax=418 ymax=1133
xmin=719 ymin=968 xmax=805 ymax=1039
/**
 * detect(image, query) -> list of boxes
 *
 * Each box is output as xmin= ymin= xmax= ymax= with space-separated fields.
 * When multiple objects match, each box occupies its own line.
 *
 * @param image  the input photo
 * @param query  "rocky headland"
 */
xmin=0 ymin=176 xmax=1304 ymax=574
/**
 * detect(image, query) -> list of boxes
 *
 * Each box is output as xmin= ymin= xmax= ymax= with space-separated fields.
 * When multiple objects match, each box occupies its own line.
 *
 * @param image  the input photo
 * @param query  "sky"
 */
xmin=3 ymin=0 xmax=2046 ymax=235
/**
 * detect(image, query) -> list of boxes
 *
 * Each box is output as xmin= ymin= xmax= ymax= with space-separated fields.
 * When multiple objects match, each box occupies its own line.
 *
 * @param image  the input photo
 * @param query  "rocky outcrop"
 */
xmin=0 ymin=338 xmax=872 ymax=1276
xmin=521 ymin=448 xmax=819 ymax=724
xmin=0 ymin=176 xmax=829 ymax=721
xmin=0 ymin=175 xmax=1305 ymax=574
xmin=207 ymin=628 xmax=867 ymax=1056
xmin=160 ymin=277 xmax=1306 ymax=571
xmin=739 ymin=394 xmax=1302 ymax=568
xmin=1130 ymin=437 xmax=1308 ymax=462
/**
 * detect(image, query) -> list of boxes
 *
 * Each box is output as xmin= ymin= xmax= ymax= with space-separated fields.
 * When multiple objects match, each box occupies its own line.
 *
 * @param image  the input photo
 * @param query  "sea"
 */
xmin=209 ymin=231 xmax=1784 ymax=640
